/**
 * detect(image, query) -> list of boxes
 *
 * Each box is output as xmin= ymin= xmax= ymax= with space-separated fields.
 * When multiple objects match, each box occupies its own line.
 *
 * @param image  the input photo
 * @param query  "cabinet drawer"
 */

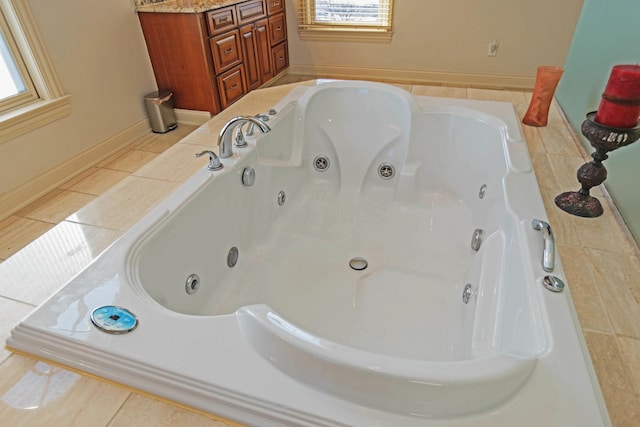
xmin=206 ymin=6 xmax=236 ymax=36
xmin=268 ymin=13 xmax=286 ymax=46
xmin=271 ymin=41 xmax=288 ymax=75
xmin=237 ymin=0 xmax=266 ymax=26
xmin=217 ymin=65 xmax=247 ymax=109
xmin=210 ymin=30 xmax=243 ymax=74
xmin=266 ymin=0 xmax=285 ymax=15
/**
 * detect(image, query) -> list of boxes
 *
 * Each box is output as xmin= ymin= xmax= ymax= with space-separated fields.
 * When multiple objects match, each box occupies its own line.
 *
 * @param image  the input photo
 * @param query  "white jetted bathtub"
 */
xmin=8 ymin=81 xmax=610 ymax=426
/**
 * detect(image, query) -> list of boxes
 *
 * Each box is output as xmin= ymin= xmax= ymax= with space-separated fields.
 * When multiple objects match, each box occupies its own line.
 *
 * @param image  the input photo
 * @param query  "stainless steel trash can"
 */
xmin=144 ymin=90 xmax=178 ymax=133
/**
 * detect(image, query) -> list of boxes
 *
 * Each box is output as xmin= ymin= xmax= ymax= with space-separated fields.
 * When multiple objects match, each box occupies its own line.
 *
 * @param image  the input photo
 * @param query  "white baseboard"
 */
xmin=287 ymin=64 xmax=536 ymax=90
xmin=0 ymin=119 xmax=150 ymax=220
xmin=175 ymin=109 xmax=211 ymax=125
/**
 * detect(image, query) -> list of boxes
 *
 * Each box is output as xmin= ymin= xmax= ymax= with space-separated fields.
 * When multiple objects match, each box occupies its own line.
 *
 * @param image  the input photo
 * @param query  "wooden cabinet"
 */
xmin=138 ymin=0 xmax=288 ymax=115
xmin=217 ymin=65 xmax=247 ymax=108
xmin=206 ymin=6 xmax=236 ymax=35
xmin=240 ymin=18 xmax=273 ymax=90
xmin=210 ymin=30 xmax=243 ymax=74
xmin=268 ymin=13 xmax=287 ymax=46
xmin=266 ymin=0 xmax=285 ymax=15
xmin=138 ymin=12 xmax=221 ymax=114
xmin=272 ymin=41 xmax=289 ymax=75
xmin=237 ymin=0 xmax=267 ymax=25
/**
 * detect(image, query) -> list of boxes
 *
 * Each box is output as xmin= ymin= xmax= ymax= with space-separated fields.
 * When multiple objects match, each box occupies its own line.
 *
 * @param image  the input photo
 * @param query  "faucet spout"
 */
xmin=217 ymin=116 xmax=271 ymax=158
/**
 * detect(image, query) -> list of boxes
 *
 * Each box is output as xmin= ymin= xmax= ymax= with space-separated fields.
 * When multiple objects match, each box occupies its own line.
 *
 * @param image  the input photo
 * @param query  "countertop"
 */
xmin=136 ymin=0 xmax=249 ymax=13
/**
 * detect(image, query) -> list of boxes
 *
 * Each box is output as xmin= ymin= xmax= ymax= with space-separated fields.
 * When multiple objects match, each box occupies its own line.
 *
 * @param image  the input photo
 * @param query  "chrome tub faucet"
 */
xmin=217 ymin=116 xmax=271 ymax=158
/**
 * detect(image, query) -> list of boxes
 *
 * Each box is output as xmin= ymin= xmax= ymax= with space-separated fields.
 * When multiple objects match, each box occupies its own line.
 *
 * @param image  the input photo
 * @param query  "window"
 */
xmin=0 ymin=0 xmax=70 ymax=145
xmin=0 ymin=7 xmax=38 ymax=113
xmin=297 ymin=0 xmax=394 ymax=42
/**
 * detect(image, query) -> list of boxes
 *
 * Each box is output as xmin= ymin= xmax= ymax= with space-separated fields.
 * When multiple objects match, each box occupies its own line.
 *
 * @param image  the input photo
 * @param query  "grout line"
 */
xmin=614 ymin=332 xmax=640 ymax=340
xmin=104 ymin=392 xmax=134 ymax=427
xmin=60 ymin=219 xmax=123 ymax=234
xmin=0 ymin=295 xmax=37 ymax=307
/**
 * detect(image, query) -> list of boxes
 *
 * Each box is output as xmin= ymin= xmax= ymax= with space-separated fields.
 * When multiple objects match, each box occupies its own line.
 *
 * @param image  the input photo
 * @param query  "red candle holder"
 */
xmin=594 ymin=64 xmax=640 ymax=128
xmin=555 ymin=112 xmax=640 ymax=217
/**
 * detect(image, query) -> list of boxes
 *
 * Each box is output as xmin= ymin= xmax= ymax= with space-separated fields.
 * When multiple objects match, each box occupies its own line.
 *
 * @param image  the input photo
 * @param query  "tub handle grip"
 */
xmin=532 ymin=219 xmax=554 ymax=272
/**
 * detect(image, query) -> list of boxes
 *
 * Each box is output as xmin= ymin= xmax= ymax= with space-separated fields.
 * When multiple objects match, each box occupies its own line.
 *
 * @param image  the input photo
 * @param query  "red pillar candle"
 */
xmin=594 ymin=64 xmax=640 ymax=128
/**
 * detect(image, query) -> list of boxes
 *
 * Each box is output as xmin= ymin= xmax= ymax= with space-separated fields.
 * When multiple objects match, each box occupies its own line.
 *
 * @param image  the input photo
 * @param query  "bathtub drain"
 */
xmin=313 ymin=156 xmax=330 ymax=172
xmin=378 ymin=163 xmax=395 ymax=179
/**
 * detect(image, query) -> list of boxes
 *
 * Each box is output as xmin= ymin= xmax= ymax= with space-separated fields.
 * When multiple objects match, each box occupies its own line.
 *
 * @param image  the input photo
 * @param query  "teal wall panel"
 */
xmin=555 ymin=0 xmax=640 ymax=242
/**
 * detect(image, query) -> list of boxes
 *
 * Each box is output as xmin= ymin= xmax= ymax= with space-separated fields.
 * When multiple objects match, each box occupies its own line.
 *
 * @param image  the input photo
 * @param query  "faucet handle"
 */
xmin=195 ymin=150 xmax=223 ymax=171
xmin=234 ymin=126 xmax=247 ymax=148
xmin=246 ymin=114 xmax=270 ymax=136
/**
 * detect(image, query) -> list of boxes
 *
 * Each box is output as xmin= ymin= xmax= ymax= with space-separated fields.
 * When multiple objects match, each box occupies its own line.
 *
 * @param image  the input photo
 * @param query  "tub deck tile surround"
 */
xmin=1 ymin=78 xmax=640 ymax=426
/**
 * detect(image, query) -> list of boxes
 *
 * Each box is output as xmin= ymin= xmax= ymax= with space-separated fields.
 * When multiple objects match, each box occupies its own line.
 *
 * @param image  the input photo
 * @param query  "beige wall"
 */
xmin=286 ymin=0 xmax=584 ymax=88
xmin=0 ymin=0 xmax=156 ymax=211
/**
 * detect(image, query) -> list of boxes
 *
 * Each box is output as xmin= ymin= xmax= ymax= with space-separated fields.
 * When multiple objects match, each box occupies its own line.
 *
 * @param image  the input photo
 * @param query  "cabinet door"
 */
xmin=217 ymin=65 xmax=247 ymax=109
xmin=268 ymin=13 xmax=286 ymax=47
xmin=241 ymin=19 xmax=273 ymax=91
xmin=272 ymin=41 xmax=288 ymax=75
xmin=240 ymin=24 xmax=261 ymax=90
xmin=210 ymin=30 xmax=243 ymax=74
xmin=254 ymin=19 xmax=274 ymax=85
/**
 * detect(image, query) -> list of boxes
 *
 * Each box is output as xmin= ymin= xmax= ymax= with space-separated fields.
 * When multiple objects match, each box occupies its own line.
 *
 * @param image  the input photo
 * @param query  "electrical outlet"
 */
xmin=488 ymin=40 xmax=499 ymax=57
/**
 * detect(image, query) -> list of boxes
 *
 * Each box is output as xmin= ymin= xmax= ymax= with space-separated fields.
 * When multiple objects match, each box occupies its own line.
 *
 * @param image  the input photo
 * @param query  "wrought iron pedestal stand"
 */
xmin=554 ymin=112 xmax=640 ymax=217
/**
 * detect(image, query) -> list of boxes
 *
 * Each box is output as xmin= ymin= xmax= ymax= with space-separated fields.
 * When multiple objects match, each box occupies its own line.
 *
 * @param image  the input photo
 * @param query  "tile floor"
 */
xmin=1 ymin=76 xmax=639 ymax=426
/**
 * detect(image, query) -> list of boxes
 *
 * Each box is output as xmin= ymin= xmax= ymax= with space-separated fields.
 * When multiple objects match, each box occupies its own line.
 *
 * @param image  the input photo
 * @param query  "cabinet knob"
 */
xmin=224 ymin=48 xmax=233 ymax=55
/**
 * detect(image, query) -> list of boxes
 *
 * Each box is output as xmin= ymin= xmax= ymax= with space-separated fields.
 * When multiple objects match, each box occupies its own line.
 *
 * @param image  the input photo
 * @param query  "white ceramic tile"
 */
xmin=67 ymin=176 xmax=179 ymax=232
xmin=0 ymin=221 xmax=121 ymax=306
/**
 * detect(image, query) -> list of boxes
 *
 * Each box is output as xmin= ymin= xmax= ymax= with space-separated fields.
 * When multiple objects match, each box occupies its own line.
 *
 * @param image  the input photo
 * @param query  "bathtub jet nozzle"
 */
xmin=185 ymin=274 xmax=201 ymax=295
xmin=462 ymin=284 xmax=474 ymax=304
xmin=471 ymin=228 xmax=484 ymax=251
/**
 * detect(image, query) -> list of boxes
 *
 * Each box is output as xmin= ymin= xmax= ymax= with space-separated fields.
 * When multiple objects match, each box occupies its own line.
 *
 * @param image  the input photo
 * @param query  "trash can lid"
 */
xmin=144 ymin=90 xmax=172 ymax=101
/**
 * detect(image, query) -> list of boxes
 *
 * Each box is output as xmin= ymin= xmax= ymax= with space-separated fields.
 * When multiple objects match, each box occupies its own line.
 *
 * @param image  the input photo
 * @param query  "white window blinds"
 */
xmin=297 ymin=0 xmax=394 ymax=31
